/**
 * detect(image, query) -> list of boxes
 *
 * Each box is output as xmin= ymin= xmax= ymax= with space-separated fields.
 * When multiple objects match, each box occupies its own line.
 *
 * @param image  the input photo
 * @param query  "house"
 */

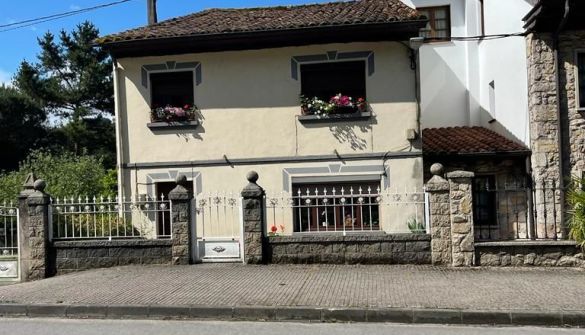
xmin=95 ymin=0 xmax=430 ymax=261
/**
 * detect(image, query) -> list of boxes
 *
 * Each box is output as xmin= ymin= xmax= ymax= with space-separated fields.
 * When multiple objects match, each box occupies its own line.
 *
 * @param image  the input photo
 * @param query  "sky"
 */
xmin=0 ymin=0 xmax=333 ymax=86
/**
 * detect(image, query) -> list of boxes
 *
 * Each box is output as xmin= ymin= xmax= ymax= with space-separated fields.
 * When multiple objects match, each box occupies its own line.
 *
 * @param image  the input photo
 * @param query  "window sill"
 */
xmin=147 ymin=121 xmax=199 ymax=130
xmin=298 ymin=111 xmax=371 ymax=123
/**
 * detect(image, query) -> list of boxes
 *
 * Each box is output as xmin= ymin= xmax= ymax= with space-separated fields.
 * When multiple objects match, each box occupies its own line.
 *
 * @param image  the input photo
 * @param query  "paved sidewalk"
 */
xmin=0 ymin=264 xmax=584 ymax=325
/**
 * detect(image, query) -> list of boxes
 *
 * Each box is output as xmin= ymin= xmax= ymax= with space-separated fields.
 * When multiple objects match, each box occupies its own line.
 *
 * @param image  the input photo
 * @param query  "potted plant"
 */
xmin=300 ymin=93 xmax=367 ymax=115
xmin=151 ymin=104 xmax=199 ymax=123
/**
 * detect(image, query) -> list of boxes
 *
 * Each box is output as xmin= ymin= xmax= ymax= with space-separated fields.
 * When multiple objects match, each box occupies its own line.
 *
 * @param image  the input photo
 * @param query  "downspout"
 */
xmin=552 ymin=0 xmax=570 ymax=234
xmin=112 ymin=58 xmax=125 ymax=203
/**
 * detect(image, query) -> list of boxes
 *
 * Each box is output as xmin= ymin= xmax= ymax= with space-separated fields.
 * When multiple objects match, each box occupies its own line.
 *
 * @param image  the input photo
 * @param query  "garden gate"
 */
xmin=0 ymin=203 xmax=20 ymax=282
xmin=194 ymin=193 xmax=243 ymax=262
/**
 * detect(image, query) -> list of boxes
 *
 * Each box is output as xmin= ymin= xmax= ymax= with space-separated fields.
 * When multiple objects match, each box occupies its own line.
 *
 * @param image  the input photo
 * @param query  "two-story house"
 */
xmin=96 ymin=0 xmax=429 ymax=254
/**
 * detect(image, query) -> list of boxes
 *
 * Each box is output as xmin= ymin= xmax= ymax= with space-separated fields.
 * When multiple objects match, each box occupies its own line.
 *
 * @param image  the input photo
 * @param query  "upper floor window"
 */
xmin=150 ymin=71 xmax=194 ymax=108
xmin=300 ymin=61 xmax=367 ymax=115
xmin=419 ymin=6 xmax=451 ymax=39
xmin=578 ymin=52 xmax=585 ymax=109
xmin=149 ymin=71 xmax=196 ymax=123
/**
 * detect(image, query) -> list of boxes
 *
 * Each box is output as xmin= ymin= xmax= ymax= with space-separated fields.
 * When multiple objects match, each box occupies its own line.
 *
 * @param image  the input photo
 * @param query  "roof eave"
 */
xmin=96 ymin=20 xmax=428 ymax=57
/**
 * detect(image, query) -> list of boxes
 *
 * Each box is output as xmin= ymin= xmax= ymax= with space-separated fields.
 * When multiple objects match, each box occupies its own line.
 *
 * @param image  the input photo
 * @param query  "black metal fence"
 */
xmin=473 ymin=179 xmax=564 ymax=241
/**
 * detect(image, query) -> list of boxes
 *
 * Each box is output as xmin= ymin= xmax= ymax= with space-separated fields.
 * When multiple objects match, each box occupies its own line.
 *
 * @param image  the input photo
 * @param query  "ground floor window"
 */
xmin=292 ymin=181 xmax=380 ymax=233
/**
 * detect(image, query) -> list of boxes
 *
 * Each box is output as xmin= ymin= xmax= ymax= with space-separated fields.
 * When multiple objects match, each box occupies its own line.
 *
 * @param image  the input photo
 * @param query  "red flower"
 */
xmin=183 ymin=104 xmax=190 ymax=110
xmin=270 ymin=225 xmax=278 ymax=233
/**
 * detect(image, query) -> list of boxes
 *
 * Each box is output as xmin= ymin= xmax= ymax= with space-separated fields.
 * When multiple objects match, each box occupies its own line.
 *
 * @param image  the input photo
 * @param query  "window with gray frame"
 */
xmin=578 ymin=53 xmax=585 ymax=109
xmin=150 ymin=71 xmax=194 ymax=108
xmin=418 ymin=6 xmax=451 ymax=39
xmin=301 ymin=61 xmax=366 ymax=101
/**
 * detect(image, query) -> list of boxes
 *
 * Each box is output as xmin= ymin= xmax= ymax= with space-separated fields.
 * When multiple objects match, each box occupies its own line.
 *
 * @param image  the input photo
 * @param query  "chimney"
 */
xmin=147 ymin=0 xmax=158 ymax=25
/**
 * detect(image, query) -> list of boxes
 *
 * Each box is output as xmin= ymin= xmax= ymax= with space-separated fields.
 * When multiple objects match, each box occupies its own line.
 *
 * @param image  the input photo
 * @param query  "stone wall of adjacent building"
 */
xmin=49 ymin=240 xmax=172 ymax=276
xmin=475 ymin=241 xmax=584 ymax=267
xmin=526 ymin=32 xmax=561 ymax=183
xmin=558 ymin=30 xmax=585 ymax=179
xmin=267 ymin=234 xmax=431 ymax=264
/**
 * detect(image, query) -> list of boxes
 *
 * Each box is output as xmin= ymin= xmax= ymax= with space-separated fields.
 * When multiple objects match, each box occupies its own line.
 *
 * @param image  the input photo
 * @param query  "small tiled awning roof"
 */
xmin=96 ymin=0 xmax=424 ymax=44
xmin=422 ymin=127 xmax=530 ymax=156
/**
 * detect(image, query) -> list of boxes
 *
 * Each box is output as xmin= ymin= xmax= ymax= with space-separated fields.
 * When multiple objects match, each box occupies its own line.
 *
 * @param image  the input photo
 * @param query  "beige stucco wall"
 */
xmin=117 ymin=42 xmax=419 ymax=163
xmin=115 ymin=41 xmax=423 ymax=235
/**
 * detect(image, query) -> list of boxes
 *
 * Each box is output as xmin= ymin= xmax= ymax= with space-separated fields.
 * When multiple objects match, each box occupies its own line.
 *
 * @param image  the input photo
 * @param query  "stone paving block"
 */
xmin=233 ymin=306 xmax=277 ymax=321
xmin=511 ymin=311 xmax=562 ymax=326
xmin=66 ymin=305 xmax=108 ymax=318
xmin=148 ymin=305 xmax=191 ymax=319
xmin=461 ymin=310 xmax=512 ymax=325
xmin=274 ymin=307 xmax=322 ymax=321
xmin=413 ymin=309 xmax=462 ymax=324
xmin=188 ymin=306 xmax=234 ymax=320
xmin=322 ymin=308 xmax=367 ymax=322
xmin=27 ymin=304 xmax=68 ymax=317
xmin=107 ymin=305 xmax=149 ymax=319
xmin=0 ymin=304 xmax=27 ymax=316
xmin=562 ymin=311 xmax=585 ymax=327
xmin=366 ymin=308 xmax=413 ymax=323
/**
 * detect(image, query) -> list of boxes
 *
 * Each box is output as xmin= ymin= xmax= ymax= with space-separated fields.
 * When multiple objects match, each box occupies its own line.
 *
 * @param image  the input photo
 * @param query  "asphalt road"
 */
xmin=0 ymin=318 xmax=584 ymax=335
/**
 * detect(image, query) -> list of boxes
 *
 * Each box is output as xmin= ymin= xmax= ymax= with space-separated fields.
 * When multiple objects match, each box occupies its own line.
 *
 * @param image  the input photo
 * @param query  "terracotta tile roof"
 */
xmin=422 ymin=127 xmax=530 ymax=156
xmin=96 ymin=0 xmax=423 ymax=44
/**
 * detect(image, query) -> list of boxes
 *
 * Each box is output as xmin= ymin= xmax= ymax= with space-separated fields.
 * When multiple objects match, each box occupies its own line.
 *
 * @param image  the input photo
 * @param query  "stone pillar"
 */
xmin=169 ymin=175 xmax=193 ymax=265
xmin=18 ymin=178 xmax=51 ymax=281
xmin=241 ymin=171 xmax=266 ymax=264
xmin=446 ymin=171 xmax=475 ymax=267
xmin=425 ymin=163 xmax=452 ymax=266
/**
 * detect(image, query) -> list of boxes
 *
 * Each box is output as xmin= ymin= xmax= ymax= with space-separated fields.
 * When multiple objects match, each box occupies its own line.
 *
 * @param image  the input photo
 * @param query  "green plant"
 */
xmin=407 ymin=216 xmax=426 ymax=234
xmin=0 ymin=150 xmax=114 ymax=203
xmin=567 ymin=177 xmax=585 ymax=250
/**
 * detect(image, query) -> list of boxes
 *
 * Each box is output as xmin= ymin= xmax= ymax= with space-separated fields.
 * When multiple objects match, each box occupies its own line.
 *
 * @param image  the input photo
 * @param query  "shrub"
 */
xmin=0 ymin=150 xmax=115 ymax=203
xmin=567 ymin=177 xmax=585 ymax=250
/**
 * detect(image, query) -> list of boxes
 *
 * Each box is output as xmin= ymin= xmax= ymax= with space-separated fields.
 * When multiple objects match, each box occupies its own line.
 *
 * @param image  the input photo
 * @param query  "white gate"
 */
xmin=0 ymin=203 xmax=20 ymax=282
xmin=193 ymin=193 xmax=243 ymax=262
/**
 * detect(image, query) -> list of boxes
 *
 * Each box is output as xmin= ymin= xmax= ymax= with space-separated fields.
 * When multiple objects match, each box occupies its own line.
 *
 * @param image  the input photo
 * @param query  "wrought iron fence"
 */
xmin=50 ymin=196 xmax=171 ymax=240
xmin=195 ymin=192 xmax=242 ymax=240
xmin=266 ymin=185 xmax=427 ymax=235
xmin=473 ymin=179 xmax=564 ymax=241
xmin=0 ymin=202 xmax=18 ymax=256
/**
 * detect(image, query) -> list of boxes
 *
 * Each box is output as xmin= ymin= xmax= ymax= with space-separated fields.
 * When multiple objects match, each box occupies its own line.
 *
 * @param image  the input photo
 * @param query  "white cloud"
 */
xmin=0 ymin=69 xmax=13 ymax=87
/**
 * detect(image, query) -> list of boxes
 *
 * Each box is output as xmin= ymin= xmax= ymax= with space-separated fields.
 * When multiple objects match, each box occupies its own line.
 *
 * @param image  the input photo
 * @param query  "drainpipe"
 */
xmin=112 ymin=59 xmax=125 ymax=203
xmin=552 ymin=0 xmax=570 ymax=234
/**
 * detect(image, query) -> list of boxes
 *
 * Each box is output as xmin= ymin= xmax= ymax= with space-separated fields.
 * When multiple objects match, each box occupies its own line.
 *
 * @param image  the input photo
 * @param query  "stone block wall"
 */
xmin=446 ymin=171 xmax=475 ymax=267
xmin=50 ymin=240 xmax=172 ymax=275
xmin=267 ymin=233 xmax=431 ymax=264
xmin=475 ymin=241 xmax=584 ymax=267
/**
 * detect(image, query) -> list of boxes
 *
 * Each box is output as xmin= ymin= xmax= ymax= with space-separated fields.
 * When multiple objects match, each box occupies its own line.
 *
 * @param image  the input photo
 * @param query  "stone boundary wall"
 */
xmin=49 ymin=240 xmax=172 ymax=275
xmin=267 ymin=233 xmax=431 ymax=264
xmin=475 ymin=241 xmax=584 ymax=267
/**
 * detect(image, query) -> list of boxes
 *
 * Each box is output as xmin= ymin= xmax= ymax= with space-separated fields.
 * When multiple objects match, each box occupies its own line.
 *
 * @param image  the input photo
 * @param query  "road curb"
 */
xmin=0 ymin=303 xmax=583 ymax=327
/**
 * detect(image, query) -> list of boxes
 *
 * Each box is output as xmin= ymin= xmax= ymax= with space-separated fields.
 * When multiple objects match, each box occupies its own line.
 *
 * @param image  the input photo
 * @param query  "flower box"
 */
xmin=299 ymin=93 xmax=370 ymax=123
xmin=300 ymin=93 xmax=367 ymax=116
xmin=151 ymin=105 xmax=199 ymax=123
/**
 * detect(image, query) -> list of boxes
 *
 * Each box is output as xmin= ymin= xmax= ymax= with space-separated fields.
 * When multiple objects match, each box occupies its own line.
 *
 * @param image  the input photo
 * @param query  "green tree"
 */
xmin=0 ymin=86 xmax=47 ymax=171
xmin=13 ymin=21 xmax=116 ymax=167
xmin=0 ymin=150 xmax=114 ymax=203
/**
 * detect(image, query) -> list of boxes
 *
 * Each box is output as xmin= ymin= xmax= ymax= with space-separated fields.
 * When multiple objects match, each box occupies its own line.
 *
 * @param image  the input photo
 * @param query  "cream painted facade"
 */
xmin=114 ymin=41 xmax=423 ymax=234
